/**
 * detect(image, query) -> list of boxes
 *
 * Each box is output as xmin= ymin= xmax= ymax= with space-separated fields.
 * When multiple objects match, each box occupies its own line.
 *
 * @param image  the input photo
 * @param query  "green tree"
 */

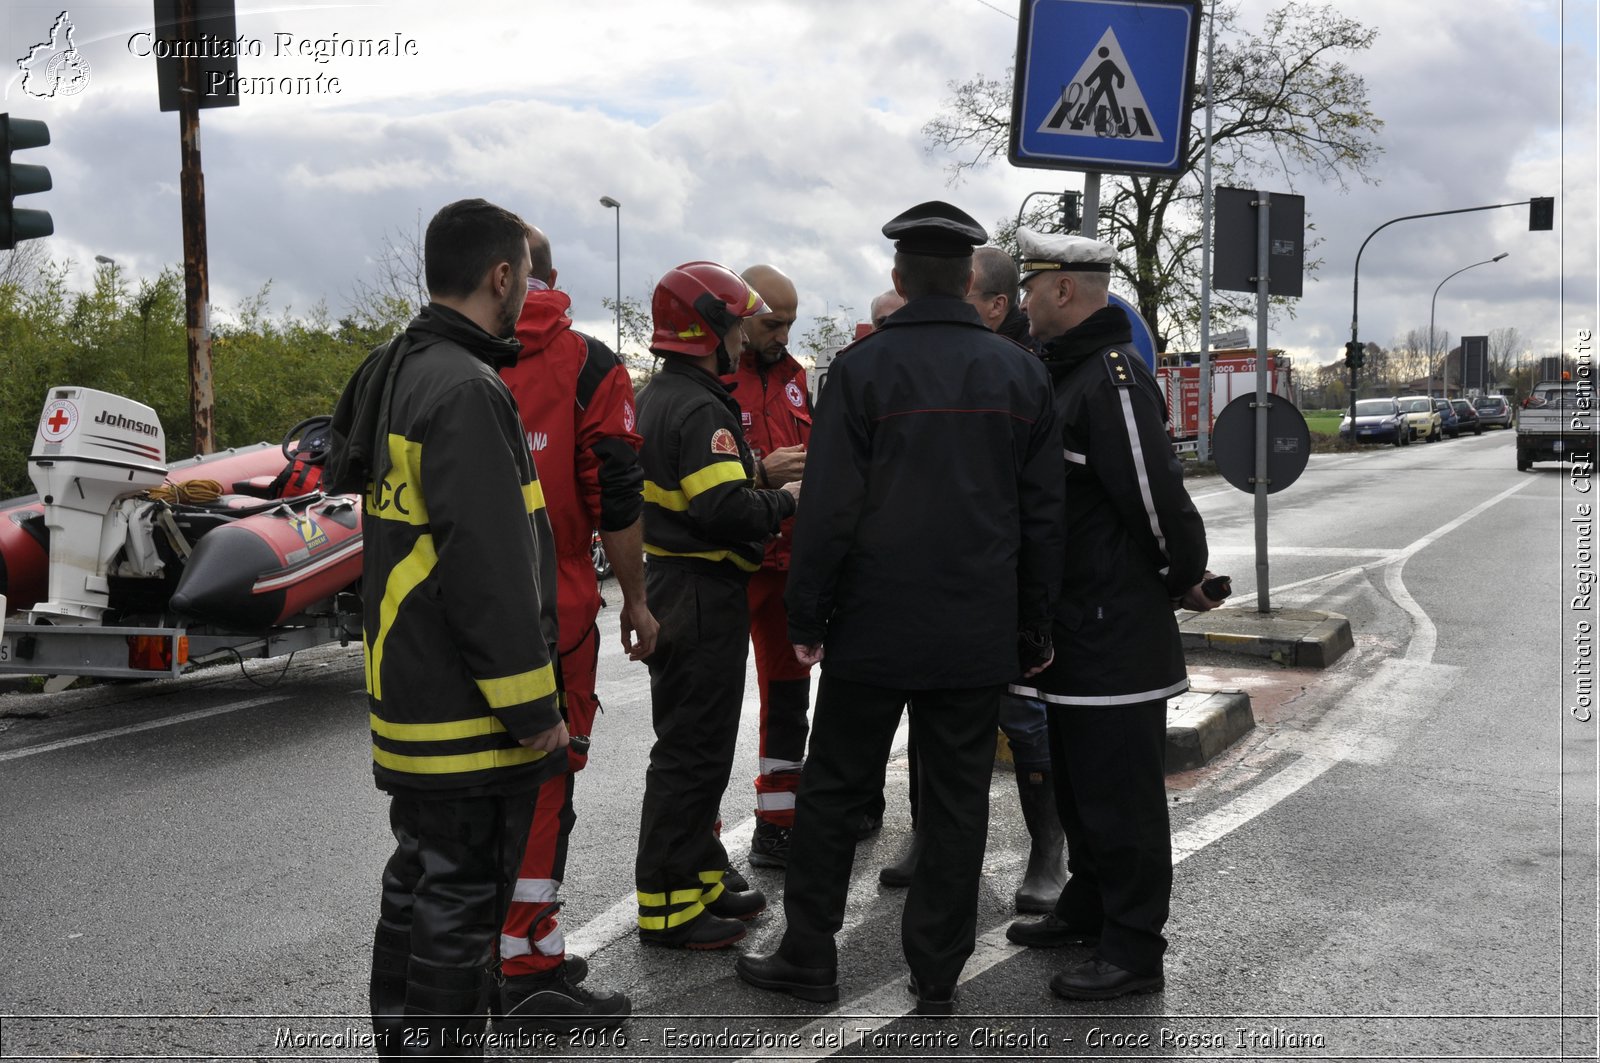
xmin=797 ymin=305 xmax=856 ymax=364
xmin=924 ymin=1 xmax=1384 ymax=352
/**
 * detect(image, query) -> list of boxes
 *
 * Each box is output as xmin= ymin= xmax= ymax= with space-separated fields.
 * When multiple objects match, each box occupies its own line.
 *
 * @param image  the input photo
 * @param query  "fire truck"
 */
xmin=1158 ymin=348 xmax=1298 ymax=451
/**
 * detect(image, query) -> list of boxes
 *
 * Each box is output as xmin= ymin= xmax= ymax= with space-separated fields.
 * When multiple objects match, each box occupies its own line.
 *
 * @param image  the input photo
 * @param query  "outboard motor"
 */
xmin=26 ymin=387 xmax=168 ymax=623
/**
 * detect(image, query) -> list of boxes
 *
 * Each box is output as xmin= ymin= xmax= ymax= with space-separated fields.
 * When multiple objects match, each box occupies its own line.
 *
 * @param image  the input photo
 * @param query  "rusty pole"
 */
xmin=176 ymin=0 xmax=214 ymax=455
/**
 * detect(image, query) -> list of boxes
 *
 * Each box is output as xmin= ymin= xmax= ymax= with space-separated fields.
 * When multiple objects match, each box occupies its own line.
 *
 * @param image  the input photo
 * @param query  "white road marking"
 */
xmin=0 ymin=695 xmax=291 ymax=764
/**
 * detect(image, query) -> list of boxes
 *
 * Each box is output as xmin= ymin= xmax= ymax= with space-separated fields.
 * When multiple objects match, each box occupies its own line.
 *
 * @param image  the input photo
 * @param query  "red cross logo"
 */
xmin=48 ymin=410 xmax=69 ymax=431
xmin=41 ymin=400 xmax=77 ymax=441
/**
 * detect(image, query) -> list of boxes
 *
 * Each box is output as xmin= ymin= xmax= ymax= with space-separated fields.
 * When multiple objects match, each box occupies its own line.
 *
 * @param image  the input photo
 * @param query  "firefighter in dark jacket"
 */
xmin=634 ymin=261 xmax=800 ymax=950
xmin=1005 ymin=228 xmax=1224 ymax=1003
xmin=735 ymin=202 xmax=1066 ymax=1015
xmin=325 ymin=199 xmax=568 ymax=1058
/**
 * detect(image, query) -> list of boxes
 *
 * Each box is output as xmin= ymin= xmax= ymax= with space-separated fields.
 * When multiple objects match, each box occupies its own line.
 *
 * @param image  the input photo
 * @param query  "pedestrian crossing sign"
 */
xmin=1010 ymin=0 xmax=1201 ymax=176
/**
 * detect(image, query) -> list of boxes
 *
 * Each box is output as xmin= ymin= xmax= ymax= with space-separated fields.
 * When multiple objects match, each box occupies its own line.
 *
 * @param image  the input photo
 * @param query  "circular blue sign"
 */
xmin=1108 ymin=292 xmax=1158 ymax=371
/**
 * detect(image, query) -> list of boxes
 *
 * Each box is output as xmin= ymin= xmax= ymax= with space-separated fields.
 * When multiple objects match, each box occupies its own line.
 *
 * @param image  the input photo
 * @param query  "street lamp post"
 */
xmin=1429 ymin=252 xmax=1507 ymax=399
xmin=599 ymin=196 xmax=622 ymax=356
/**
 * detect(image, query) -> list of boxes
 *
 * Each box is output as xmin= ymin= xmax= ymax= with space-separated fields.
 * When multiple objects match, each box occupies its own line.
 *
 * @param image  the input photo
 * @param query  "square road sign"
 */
xmin=1009 ymin=0 xmax=1201 ymax=176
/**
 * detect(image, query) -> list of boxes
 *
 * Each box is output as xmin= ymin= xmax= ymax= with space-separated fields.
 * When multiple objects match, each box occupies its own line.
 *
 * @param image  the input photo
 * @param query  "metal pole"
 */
xmin=614 ymin=204 xmax=621 ymax=356
xmin=1197 ymin=0 xmax=1216 ymax=462
xmin=176 ymin=0 xmax=214 ymax=456
xmin=1253 ymin=191 xmax=1270 ymax=614
xmin=1430 ymin=254 xmax=1507 ymax=402
xmin=1080 ymin=173 xmax=1101 ymax=238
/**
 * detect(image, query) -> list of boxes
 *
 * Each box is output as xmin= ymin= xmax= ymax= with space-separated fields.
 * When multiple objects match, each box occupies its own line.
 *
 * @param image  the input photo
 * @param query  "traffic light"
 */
xmin=1 ymin=114 xmax=53 ymax=251
xmin=1059 ymin=191 xmax=1082 ymax=234
xmin=1529 ymin=196 xmax=1554 ymax=231
xmin=1344 ymin=341 xmax=1365 ymax=369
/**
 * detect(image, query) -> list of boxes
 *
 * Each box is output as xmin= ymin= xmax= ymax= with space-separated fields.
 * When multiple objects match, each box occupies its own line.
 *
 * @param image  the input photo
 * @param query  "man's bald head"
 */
xmin=869 ymin=289 xmax=906 ymax=329
xmin=526 ymin=224 xmax=554 ymax=286
xmin=740 ymin=264 xmax=799 ymax=365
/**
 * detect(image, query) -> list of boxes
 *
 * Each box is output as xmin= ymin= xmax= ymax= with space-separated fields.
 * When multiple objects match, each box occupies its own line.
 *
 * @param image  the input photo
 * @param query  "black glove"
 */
xmin=1018 ymin=622 xmax=1054 ymax=674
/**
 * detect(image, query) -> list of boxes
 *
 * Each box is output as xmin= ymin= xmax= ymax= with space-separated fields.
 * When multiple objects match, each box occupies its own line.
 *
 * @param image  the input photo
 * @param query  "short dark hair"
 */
xmin=972 ymin=246 xmax=1019 ymax=302
xmin=894 ymin=251 xmax=973 ymax=300
xmin=424 ymin=198 xmax=528 ymax=299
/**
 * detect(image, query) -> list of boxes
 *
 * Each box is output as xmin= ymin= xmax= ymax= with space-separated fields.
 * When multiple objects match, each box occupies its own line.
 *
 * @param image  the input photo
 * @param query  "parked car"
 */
xmin=1450 ymin=399 xmax=1484 ymax=436
xmin=1434 ymin=397 xmax=1462 ymax=438
xmin=1474 ymin=395 xmax=1515 ymax=429
xmin=1397 ymin=396 xmax=1442 ymax=442
xmin=1339 ymin=397 xmax=1409 ymax=446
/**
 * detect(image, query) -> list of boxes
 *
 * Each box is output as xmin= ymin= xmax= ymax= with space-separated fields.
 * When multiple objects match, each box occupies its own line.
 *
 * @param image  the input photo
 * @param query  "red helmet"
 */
xmin=651 ymin=261 xmax=769 ymax=357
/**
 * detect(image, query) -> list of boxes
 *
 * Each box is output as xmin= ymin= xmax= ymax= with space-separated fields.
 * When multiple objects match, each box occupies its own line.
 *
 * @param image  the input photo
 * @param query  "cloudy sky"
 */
xmin=1 ymin=0 xmax=1594 ymax=373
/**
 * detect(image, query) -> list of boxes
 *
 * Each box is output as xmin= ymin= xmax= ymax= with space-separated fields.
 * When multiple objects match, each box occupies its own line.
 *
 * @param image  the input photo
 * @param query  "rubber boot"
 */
xmin=400 ymin=958 xmax=488 ymax=1057
xmin=878 ymin=830 xmax=923 ymax=889
xmin=1013 ymin=769 xmax=1066 ymax=915
xmin=369 ymin=922 xmax=411 ymax=1062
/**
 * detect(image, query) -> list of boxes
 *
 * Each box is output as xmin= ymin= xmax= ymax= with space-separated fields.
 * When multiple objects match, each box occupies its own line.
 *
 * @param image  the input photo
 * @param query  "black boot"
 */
xmin=878 ymin=830 xmax=923 ymax=889
xmin=401 ymin=958 xmax=488 ymax=1057
xmin=1013 ymin=769 xmax=1065 ymax=914
xmin=370 ymin=922 xmax=410 ymax=1062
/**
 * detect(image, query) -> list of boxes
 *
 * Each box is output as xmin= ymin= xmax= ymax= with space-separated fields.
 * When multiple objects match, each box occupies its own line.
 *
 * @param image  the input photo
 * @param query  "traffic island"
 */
xmin=996 ymin=686 xmax=1256 ymax=774
xmin=1178 ymin=606 xmax=1353 ymax=669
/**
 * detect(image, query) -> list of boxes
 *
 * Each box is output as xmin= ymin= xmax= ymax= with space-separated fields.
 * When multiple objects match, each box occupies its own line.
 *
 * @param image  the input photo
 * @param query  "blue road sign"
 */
xmin=1108 ymin=292 xmax=1158 ymax=370
xmin=1009 ymin=0 xmax=1201 ymax=176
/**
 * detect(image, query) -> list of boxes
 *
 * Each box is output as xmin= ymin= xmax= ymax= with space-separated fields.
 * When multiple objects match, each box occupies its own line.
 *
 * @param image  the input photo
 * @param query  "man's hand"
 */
xmin=620 ymin=598 xmax=659 ymax=661
xmin=519 ymin=720 xmax=570 ymax=752
xmin=1022 ymin=651 xmax=1054 ymax=678
xmin=763 ymin=444 xmax=807 ymax=486
xmin=793 ymin=642 xmax=823 ymax=667
xmin=1178 ymin=571 xmax=1227 ymax=612
xmin=781 ymin=479 xmax=801 ymax=505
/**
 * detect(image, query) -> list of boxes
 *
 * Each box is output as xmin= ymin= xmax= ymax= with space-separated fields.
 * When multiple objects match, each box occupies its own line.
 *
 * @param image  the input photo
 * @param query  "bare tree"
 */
xmin=924 ymin=1 xmax=1383 ymax=352
xmin=0 ymin=240 xmax=55 ymax=294
xmin=1488 ymin=326 xmax=1523 ymax=385
xmin=346 ymin=212 xmax=427 ymax=336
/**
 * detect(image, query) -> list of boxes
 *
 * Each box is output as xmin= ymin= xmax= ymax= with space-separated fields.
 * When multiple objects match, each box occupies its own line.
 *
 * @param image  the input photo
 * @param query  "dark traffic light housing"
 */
xmin=1 ymin=114 xmax=53 ymax=251
xmin=1529 ymin=196 xmax=1554 ymax=231
xmin=1344 ymin=341 xmax=1365 ymax=369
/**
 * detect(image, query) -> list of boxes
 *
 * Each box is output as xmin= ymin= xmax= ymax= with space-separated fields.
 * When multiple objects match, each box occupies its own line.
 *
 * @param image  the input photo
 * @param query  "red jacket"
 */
xmin=723 ymin=349 xmax=811 ymax=569
xmin=502 ymin=288 xmax=643 ymax=647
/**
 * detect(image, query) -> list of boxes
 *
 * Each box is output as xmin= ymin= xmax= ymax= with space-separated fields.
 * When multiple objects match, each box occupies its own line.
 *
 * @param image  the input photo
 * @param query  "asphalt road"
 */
xmin=0 ymin=426 xmax=1593 ymax=1061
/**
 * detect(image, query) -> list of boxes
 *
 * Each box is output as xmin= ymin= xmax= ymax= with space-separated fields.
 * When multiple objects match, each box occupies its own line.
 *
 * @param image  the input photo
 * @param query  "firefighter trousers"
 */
xmin=780 ymin=673 xmax=1002 ymax=986
xmin=1046 ymin=698 xmax=1172 ymax=976
xmin=635 ymin=560 xmax=751 ymax=932
xmin=748 ymin=566 xmax=811 ymax=826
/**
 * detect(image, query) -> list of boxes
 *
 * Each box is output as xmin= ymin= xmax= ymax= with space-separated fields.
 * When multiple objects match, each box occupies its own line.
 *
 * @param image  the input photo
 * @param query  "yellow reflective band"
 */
xmin=677 ymin=323 xmax=706 ymax=340
xmin=680 ymin=459 xmax=748 ymax=500
xmin=636 ymin=888 xmax=708 ymax=908
xmin=745 ymin=289 xmax=760 ymax=311
xmin=637 ymin=901 xmax=706 ymax=931
xmin=369 ymin=712 xmax=507 ymax=742
xmin=371 ymin=743 xmax=546 ymax=775
xmin=370 ymin=534 xmax=437 ymax=701
xmin=698 ymin=869 xmax=725 ymax=884
xmin=700 ymin=879 xmax=725 ymax=905
xmin=643 ymin=543 xmax=760 ymax=572
xmin=643 ymin=480 xmax=690 ymax=512
xmin=522 ymin=478 xmax=546 ymax=514
xmin=475 ymin=663 xmax=557 ymax=710
xmin=366 ymin=435 xmax=429 ymax=525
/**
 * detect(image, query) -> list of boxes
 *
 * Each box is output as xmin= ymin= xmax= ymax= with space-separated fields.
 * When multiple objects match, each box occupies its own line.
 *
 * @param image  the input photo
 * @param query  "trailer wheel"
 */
xmin=1517 ymin=446 xmax=1532 ymax=471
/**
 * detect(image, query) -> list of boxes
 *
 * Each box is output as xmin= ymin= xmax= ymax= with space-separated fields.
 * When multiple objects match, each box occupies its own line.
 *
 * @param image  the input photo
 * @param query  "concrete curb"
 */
xmin=1179 ymin=607 xmax=1354 ymax=669
xmin=996 ymin=686 xmax=1257 ymax=774
xmin=1165 ymin=688 xmax=1255 ymax=772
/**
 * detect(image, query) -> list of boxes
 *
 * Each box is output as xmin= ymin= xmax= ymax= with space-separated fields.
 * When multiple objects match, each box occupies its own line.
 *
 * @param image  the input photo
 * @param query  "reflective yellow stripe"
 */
xmin=637 ymin=901 xmax=706 ymax=930
xmin=643 ymin=480 xmax=690 ymax=512
xmin=371 ymin=744 xmax=546 ymax=775
xmin=636 ymin=887 xmax=708 ymax=907
xmin=643 ymin=542 xmax=761 ymax=572
xmin=369 ymin=712 xmax=506 ymax=742
xmin=523 ymin=479 xmax=546 ymax=514
xmin=370 ymin=534 xmax=437 ymax=701
xmin=680 ymin=459 xmax=748 ymax=500
xmin=475 ymin=663 xmax=557 ymax=710
xmin=366 ymin=434 xmax=429 ymax=525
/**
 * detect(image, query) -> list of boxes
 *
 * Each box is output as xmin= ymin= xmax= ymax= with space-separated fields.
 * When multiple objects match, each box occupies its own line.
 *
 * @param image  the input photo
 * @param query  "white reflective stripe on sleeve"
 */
xmin=532 ymin=926 xmax=566 ymax=957
xmin=759 ymin=757 xmax=803 ymax=775
xmin=756 ymin=791 xmax=798 ymax=812
xmin=1008 ymin=677 xmax=1190 ymax=706
xmin=1063 ymin=447 xmax=1087 ymax=465
xmin=1118 ymin=389 xmax=1169 ymax=565
xmin=512 ymin=878 xmax=561 ymax=903
xmin=500 ymin=934 xmax=532 ymax=959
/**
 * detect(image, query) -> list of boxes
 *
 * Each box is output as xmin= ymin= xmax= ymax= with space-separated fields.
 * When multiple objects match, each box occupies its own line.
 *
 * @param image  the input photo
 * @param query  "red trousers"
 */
xmin=500 ymin=587 xmax=601 ymax=977
xmin=748 ymin=566 xmax=813 ymax=827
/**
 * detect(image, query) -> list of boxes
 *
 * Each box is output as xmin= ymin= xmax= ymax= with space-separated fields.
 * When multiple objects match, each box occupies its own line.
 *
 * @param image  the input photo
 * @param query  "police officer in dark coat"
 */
xmin=734 ymin=202 xmax=1066 ymax=1015
xmin=1004 ymin=228 xmax=1224 ymax=1001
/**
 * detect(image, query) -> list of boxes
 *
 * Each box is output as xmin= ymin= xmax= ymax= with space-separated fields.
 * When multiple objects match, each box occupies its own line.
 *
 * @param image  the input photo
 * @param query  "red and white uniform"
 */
xmin=723 ymin=348 xmax=813 ymax=826
xmin=497 ymin=283 xmax=643 ymax=976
